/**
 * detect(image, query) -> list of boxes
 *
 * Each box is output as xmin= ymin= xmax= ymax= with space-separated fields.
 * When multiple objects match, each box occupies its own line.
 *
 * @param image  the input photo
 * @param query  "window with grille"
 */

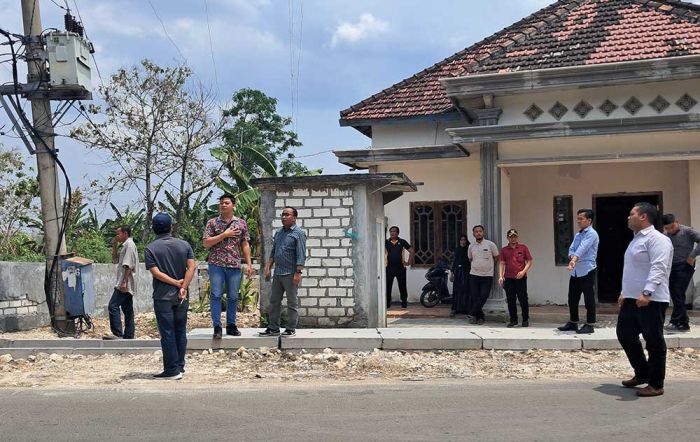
xmin=410 ymin=201 xmax=467 ymax=267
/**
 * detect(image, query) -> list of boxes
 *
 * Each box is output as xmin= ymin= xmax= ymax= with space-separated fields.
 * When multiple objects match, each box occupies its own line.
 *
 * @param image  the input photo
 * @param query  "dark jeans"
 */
xmin=386 ymin=266 xmax=408 ymax=307
xmin=108 ymin=289 xmax=134 ymax=339
xmin=616 ymin=299 xmax=668 ymax=389
xmin=154 ymin=299 xmax=188 ymax=376
xmin=504 ymin=277 xmax=529 ymax=323
xmin=568 ymin=269 xmax=596 ymax=324
xmin=469 ymin=275 xmax=493 ymax=320
xmin=268 ymin=274 xmax=298 ymax=333
xmin=669 ymin=263 xmax=695 ymax=327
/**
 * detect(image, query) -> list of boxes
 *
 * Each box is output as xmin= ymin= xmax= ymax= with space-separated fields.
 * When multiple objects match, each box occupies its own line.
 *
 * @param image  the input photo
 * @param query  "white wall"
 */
xmin=690 ymin=160 xmax=700 ymax=307
xmin=508 ymin=161 xmax=690 ymax=304
xmin=377 ymin=155 xmax=481 ymax=301
xmin=371 ymin=120 xmax=465 ymax=148
xmin=496 ymin=78 xmax=700 ymax=126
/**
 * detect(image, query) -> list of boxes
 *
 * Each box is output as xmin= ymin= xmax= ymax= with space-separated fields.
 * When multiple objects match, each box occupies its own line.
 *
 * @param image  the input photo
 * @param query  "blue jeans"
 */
xmin=154 ymin=299 xmax=188 ymax=376
xmin=208 ymin=264 xmax=242 ymax=327
xmin=108 ymin=289 xmax=134 ymax=339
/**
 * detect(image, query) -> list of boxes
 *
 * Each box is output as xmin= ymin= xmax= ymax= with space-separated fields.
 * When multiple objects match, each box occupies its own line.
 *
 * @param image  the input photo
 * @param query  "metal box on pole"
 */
xmin=61 ymin=257 xmax=95 ymax=318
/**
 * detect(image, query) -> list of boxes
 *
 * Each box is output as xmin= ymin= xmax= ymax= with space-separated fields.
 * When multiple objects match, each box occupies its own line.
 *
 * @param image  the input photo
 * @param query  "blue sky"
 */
xmin=1 ymin=0 xmax=698 ymax=210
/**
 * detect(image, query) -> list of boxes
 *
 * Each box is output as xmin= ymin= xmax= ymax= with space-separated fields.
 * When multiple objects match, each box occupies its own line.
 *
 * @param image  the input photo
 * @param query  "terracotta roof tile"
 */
xmin=340 ymin=0 xmax=700 ymax=129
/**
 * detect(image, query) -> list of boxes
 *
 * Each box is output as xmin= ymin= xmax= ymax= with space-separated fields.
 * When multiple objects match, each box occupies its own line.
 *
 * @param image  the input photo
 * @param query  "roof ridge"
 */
xmin=339 ymin=0 xmax=581 ymax=118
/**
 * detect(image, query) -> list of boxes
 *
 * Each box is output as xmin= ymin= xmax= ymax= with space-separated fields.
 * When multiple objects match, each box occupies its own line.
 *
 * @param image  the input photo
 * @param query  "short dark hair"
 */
xmin=284 ymin=206 xmax=298 ymax=217
xmin=662 ymin=213 xmax=676 ymax=225
xmin=117 ymin=225 xmax=132 ymax=237
xmin=634 ymin=202 xmax=659 ymax=225
xmin=220 ymin=194 xmax=236 ymax=204
xmin=472 ymin=225 xmax=485 ymax=232
xmin=577 ymin=209 xmax=594 ymax=221
xmin=389 ymin=226 xmax=400 ymax=234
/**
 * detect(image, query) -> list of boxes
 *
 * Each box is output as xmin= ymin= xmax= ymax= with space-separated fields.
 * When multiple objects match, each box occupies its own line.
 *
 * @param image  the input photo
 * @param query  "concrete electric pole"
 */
xmin=20 ymin=0 xmax=71 ymax=333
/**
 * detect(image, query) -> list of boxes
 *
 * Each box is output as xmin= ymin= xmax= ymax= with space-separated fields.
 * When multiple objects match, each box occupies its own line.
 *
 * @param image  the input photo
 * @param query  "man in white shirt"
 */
xmin=105 ymin=225 xmax=139 ymax=340
xmin=467 ymin=225 xmax=499 ymax=325
xmin=616 ymin=202 xmax=673 ymax=397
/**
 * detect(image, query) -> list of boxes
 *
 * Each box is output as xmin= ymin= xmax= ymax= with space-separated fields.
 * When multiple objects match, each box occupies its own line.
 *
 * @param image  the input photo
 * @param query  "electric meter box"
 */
xmin=46 ymin=32 xmax=92 ymax=93
xmin=61 ymin=256 xmax=96 ymax=318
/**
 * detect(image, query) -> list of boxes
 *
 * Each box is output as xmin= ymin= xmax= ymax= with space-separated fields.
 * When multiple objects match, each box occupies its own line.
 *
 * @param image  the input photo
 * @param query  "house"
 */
xmin=334 ymin=0 xmax=700 ymax=308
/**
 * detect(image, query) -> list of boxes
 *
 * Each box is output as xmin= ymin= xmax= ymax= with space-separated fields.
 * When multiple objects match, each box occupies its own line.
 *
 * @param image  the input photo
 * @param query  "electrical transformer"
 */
xmin=61 ymin=257 xmax=96 ymax=318
xmin=45 ymin=31 xmax=92 ymax=94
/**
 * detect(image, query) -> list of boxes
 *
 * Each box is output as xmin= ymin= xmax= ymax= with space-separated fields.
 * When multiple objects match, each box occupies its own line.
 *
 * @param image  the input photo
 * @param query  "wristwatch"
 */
xmin=642 ymin=290 xmax=652 ymax=297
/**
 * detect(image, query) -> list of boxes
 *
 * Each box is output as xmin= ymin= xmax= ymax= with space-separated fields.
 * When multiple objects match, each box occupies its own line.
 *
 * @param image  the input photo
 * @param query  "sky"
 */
xmin=1 ymin=0 xmax=698 ymax=211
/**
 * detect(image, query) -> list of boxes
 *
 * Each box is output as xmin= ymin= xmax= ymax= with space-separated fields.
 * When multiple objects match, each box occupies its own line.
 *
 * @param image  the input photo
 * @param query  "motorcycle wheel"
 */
xmin=420 ymin=290 xmax=440 ymax=308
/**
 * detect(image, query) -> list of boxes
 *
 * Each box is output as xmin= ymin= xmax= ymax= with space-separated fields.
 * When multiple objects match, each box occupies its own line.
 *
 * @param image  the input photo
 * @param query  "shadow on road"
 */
xmin=120 ymin=372 xmax=156 ymax=381
xmin=593 ymin=383 xmax=639 ymax=402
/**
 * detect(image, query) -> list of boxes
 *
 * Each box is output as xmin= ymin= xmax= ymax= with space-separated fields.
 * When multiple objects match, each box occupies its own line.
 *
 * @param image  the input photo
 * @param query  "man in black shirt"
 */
xmin=385 ymin=226 xmax=414 ymax=309
xmin=144 ymin=213 xmax=196 ymax=380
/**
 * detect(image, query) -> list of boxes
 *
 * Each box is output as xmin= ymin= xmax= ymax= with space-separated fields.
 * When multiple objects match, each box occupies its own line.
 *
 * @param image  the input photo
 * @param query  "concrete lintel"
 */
xmin=449 ymin=114 xmax=700 ymax=144
xmin=251 ymin=173 xmax=418 ymax=194
xmin=498 ymin=149 xmax=700 ymax=168
xmin=334 ymin=145 xmax=470 ymax=170
xmin=441 ymin=55 xmax=700 ymax=99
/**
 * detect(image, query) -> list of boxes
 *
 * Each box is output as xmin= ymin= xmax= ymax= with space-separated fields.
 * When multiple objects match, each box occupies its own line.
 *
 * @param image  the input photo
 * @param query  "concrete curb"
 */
xmin=1 ymin=327 xmax=699 ymax=355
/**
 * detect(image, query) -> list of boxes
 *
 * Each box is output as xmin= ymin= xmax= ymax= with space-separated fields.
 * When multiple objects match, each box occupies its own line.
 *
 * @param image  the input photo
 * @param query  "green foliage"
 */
xmin=0 ymin=232 xmax=43 ymax=262
xmin=237 ymin=277 xmax=259 ymax=312
xmin=157 ymin=189 xmax=215 ymax=260
xmin=0 ymin=147 xmax=40 ymax=259
xmin=71 ymin=230 xmax=112 ymax=263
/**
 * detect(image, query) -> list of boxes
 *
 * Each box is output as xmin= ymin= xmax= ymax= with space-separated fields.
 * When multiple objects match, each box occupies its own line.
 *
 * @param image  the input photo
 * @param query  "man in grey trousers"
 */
xmin=260 ymin=206 xmax=307 ymax=337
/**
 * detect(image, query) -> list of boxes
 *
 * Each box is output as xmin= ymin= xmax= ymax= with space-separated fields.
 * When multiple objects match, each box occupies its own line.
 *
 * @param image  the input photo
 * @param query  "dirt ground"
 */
xmin=0 ymin=309 xmax=261 ymax=340
xmin=1 ymin=346 xmax=699 ymax=389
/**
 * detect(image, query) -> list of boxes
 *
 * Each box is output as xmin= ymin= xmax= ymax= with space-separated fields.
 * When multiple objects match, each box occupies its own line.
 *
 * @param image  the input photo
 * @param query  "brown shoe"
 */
xmin=621 ymin=377 xmax=649 ymax=387
xmin=636 ymin=386 xmax=664 ymax=397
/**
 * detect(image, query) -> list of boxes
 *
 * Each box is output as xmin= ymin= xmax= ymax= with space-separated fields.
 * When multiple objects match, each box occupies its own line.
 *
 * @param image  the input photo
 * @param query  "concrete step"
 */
xmin=0 ymin=339 xmax=159 ymax=349
xmin=280 ymin=329 xmax=382 ymax=351
xmin=187 ymin=328 xmax=278 ymax=350
xmin=0 ymin=347 xmax=160 ymax=358
xmin=378 ymin=327 xmax=482 ymax=350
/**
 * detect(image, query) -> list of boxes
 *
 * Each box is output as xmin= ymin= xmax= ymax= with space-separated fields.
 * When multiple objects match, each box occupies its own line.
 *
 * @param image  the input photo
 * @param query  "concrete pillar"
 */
xmin=689 ymin=160 xmax=700 ymax=307
xmin=480 ymin=142 xmax=506 ymax=308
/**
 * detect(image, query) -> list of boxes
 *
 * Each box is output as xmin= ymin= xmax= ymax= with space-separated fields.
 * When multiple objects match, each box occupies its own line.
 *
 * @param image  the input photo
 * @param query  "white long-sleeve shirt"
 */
xmin=621 ymin=225 xmax=673 ymax=303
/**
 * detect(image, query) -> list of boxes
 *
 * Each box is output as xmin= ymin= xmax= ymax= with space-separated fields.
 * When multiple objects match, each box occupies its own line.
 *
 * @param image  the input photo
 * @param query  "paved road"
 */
xmin=3 ymin=379 xmax=700 ymax=441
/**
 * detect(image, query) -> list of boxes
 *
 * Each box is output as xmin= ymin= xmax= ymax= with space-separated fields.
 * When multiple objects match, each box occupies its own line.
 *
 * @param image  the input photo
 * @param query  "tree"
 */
xmin=0 ymin=146 xmax=40 ymax=259
xmin=71 ymin=59 xmax=225 ymax=242
xmin=211 ymin=88 xmax=320 ymax=257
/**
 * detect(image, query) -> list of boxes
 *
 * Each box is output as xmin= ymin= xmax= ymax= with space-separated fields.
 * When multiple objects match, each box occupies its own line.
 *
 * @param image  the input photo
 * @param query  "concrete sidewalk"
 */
xmin=1 ymin=325 xmax=699 ymax=357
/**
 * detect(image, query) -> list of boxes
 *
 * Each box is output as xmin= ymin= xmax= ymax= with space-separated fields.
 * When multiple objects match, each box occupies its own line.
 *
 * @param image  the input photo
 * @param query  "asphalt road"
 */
xmin=3 ymin=379 xmax=700 ymax=441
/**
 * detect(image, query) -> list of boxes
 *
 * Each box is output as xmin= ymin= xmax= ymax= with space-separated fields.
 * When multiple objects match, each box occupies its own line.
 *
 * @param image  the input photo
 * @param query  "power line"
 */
xmin=203 ymin=0 xmax=219 ymax=99
xmin=72 ymin=0 xmax=104 ymax=87
xmin=147 ymin=0 xmax=188 ymax=63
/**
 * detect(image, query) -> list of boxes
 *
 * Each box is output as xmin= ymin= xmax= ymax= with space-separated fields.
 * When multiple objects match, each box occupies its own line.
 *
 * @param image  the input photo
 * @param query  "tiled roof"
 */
xmin=339 ymin=0 xmax=700 ymax=131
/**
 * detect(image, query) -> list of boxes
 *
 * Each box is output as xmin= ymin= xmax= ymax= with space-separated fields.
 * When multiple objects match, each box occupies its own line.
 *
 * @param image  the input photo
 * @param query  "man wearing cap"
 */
xmin=144 ymin=213 xmax=196 ymax=380
xmin=498 ymin=229 xmax=533 ymax=327
xmin=662 ymin=213 xmax=700 ymax=332
xmin=558 ymin=209 xmax=599 ymax=334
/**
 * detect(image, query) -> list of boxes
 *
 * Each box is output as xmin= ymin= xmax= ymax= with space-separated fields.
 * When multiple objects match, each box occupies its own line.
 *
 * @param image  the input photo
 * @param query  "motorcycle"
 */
xmin=420 ymin=258 xmax=453 ymax=308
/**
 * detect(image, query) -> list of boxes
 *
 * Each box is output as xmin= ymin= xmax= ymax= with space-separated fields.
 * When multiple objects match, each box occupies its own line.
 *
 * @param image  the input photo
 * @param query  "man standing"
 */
xmin=662 ymin=213 xmax=700 ymax=332
xmin=558 ymin=209 xmax=599 ymax=334
xmin=145 ymin=213 xmax=196 ymax=380
xmin=203 ymin=194 xmax=253 ymax=339
xmin=385 ymin=226 xmax=414 ymax=309
xmin=498 ymin=229 xmax=533 ymax=328
xmin=468 ymin=225 xmax=499 ymax=325
xmin=260 ymin=207 xmax=306 ymax=337
xmin=104 ymin=226 xmax=139 ymax=340
xmin=617 ymin=202 xmax=673 ymax=397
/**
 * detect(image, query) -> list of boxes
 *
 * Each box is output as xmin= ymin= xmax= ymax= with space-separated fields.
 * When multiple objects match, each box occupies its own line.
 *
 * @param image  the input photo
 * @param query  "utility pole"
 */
xmin=20 ymin=0 xmax=71 ymax=333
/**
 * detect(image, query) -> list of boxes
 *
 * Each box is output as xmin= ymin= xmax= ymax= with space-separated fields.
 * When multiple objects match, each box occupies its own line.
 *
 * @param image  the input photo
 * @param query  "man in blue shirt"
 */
xmin=260 ymin=206 xmax=307 ymax=337
xmin=558 ymin=209 xmax=600 ymax=334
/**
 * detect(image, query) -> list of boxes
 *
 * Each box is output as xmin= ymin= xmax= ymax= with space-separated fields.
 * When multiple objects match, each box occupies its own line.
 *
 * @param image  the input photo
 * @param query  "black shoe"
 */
xmin=153 ymin=372 xmax=183 ymax=380
xmin=213 ymin=325 xmax=222 ymax=339
xmin=401 ymin=302 xmax=408 ymax=309
xmin=506 ymin=321 xmax=517 ymax=328
xmin=282 ymin=329 xmax=296 ymax=336
xmin=449 ymin=311 xmax=456 ymax=318
xmin=476 ymin=318 xmax=485 ymax=325
xmin=678 ymin=324 xmax=691 ymax=332
xmin=468 ymin=316 xmax=477 ymax=325
xmin=577 ymin=324 xmax=595 ymax=334
xmin=558 ymin=322 xmax=578 ymax=332
xmin=226 ymin=324 xmax=241 ymax=336
xmin=258 ymin=328 xmax=280 ymax=337
xmin=521 ymin=321 xmax=529 ymax=328
xmin=102 ymin=335 xmax=122 ymax=340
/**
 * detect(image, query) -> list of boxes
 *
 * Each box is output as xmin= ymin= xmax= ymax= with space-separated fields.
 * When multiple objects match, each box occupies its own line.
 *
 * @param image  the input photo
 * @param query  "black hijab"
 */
xmin=453 ymin=235 xmax=470 ymax=267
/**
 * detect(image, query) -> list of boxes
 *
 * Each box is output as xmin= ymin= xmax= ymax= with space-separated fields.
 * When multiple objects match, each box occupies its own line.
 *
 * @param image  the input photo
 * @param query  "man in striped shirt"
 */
xmin=260 ymin=206 xmax=307 ymax=337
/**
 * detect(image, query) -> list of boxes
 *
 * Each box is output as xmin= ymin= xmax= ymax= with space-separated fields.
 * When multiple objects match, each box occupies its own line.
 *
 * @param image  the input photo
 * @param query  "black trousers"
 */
xmin=386 ymin=266 xmax=408 ymax=307
xmin=504 ymin=277 xmax=529 ymax=323
xmin=469 ymin=275 xmax=493 ymax=320
xmin=669 ymin=263 xmax=694 ymax=327
xmin=108 ymin=289 xmax=135 ymax=339
xmin=616 ymin=299 xmax=668 ymax=389
xmin=568 ymin=269 xmax=596 ymax=324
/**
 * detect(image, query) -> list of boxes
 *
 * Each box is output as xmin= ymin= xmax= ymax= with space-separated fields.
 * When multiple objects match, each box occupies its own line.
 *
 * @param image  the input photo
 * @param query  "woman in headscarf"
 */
xmin=450 ymin=234 xmax=471 ymax=317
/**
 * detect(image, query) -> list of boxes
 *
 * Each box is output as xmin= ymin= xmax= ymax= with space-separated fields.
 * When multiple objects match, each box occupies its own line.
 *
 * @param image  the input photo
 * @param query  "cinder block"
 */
xmin=286 ymin=198 xmax=303 ymax=206
xmin=322 ymin=258 xmax=341 ymax=267
xmin=292 ymin=189 xmax=310 ymax=197
xmin=322 ymin=239 xmax=340 ymax=247
xmin=332 ymin=208 xmax=350 ymax=217
xmin=313 ymin=208 xmax=331 ymax=217
xmin=323 ymin=199 xmax=341 ymax=207
xmin=311 ymin=190 xmax=329 ymax=197
xmin=329 ymin=248 xmax=348 ymax=257
xmin=322 ymin=218 xmax=341 ymax=227
xmin=328 ymin=288 xmax=347 ymax=297
xmin=310 ymin=249 xmax=328 ymax=258
xmin=305 ymin=219 xmax=322 ymax=228
xmin=305 ymin=198 xmax=322 ymax=206
xmin=319 ymin=279 xmax=337 ymax=287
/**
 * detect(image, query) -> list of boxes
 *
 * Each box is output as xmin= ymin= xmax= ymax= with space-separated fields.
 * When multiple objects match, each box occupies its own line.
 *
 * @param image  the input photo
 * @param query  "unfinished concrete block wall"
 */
xmin=272 ymin=187 xmax=357 ymax=327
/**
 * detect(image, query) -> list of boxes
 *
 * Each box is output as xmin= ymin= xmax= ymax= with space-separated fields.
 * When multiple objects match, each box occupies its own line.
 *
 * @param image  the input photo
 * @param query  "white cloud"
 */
xmin=331 ymin=13 xmax=389 ymax=47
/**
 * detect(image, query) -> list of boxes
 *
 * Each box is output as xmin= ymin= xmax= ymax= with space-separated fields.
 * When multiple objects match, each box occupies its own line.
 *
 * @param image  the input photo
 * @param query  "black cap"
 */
xmin=152 ymin=212 xmax=172 ymax=232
